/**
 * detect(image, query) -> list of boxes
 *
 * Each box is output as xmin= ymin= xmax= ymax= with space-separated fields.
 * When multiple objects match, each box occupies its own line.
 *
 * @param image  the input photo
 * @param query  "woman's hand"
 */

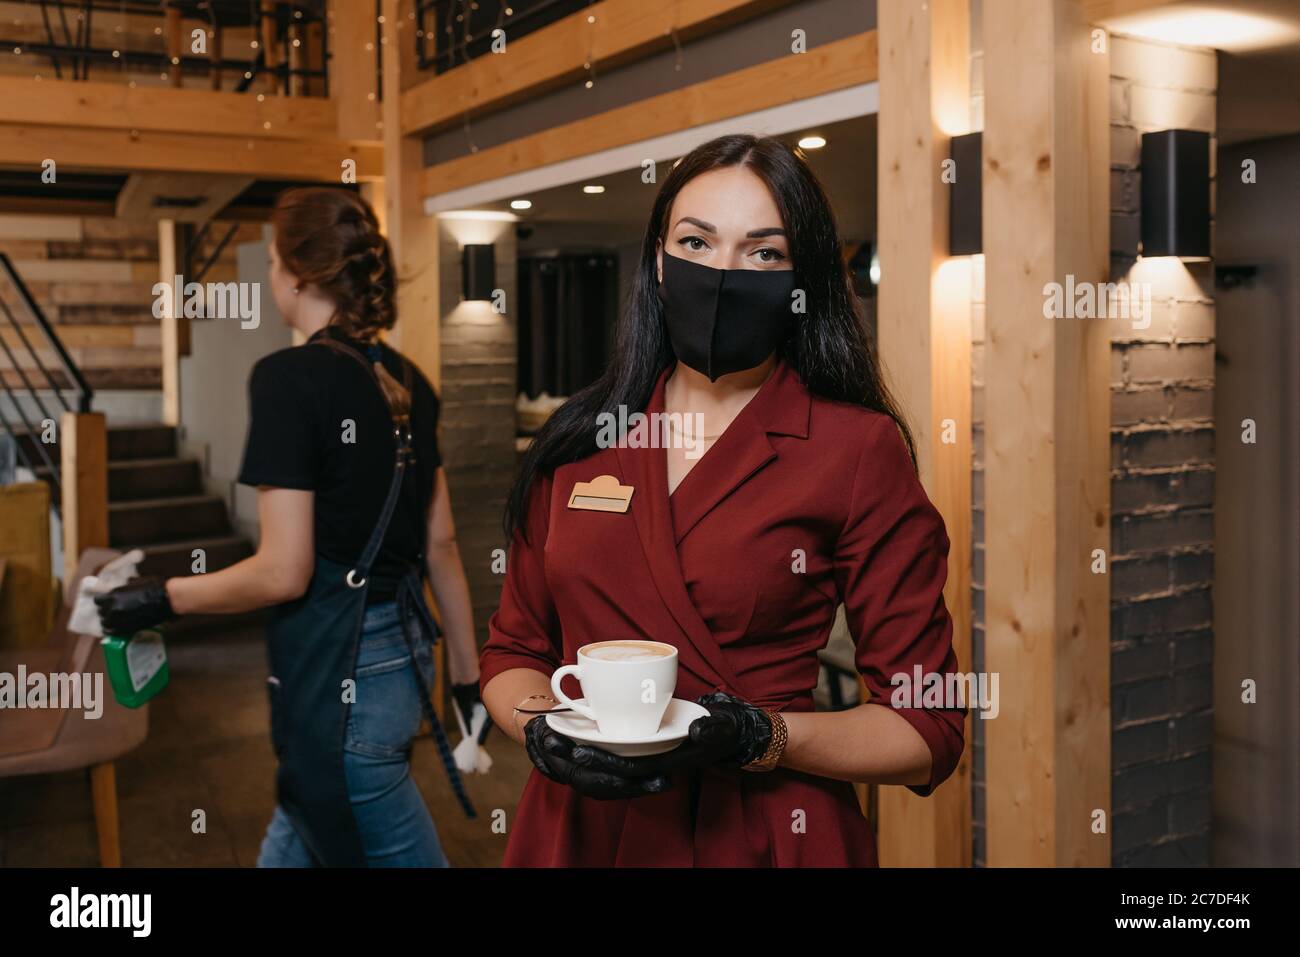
xmin=523 ymin=716 xmax=671 ymax=800
xmin=645 ymin=691 xmax=773 ymax=774
xmin=94 ymin=577 xmax=176 ymax=635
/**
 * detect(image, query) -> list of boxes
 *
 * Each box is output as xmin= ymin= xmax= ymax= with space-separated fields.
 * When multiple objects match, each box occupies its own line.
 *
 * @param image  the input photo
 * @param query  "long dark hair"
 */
xmin=503 ymin=133 xmax=915 ymax=542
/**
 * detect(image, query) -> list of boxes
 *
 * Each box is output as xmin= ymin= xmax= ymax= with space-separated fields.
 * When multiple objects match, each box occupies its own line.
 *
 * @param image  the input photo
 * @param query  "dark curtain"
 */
xmin=517 ymin=252 xmax=618 ymax=399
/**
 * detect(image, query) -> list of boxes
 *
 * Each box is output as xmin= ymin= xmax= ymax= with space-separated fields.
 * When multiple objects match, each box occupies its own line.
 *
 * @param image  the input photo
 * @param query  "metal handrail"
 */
xmin=0 ymin=252 xmax=93 ymax=413
xmin=0 ymin=252 xmax=96 ymax=515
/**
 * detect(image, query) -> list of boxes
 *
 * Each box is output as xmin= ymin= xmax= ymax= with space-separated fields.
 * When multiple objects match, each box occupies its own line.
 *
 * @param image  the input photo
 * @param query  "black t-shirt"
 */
xmin=237 ymin=327 xmax=442 ymax=603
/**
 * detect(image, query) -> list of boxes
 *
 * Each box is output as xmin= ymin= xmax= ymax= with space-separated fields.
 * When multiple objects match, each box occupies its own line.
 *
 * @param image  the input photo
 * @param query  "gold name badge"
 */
xmin=567 ymin=474 xmax=635 ymax=513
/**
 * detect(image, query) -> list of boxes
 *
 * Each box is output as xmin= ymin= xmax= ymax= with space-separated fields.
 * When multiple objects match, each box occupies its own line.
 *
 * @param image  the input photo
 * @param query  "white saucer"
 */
xmin=546 ymin=698 xmax=708 ymax=757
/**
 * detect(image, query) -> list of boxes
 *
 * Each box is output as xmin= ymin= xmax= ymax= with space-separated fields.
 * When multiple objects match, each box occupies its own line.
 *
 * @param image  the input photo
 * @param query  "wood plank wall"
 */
xmin=0 ymin=215 xmax=256 ymax=391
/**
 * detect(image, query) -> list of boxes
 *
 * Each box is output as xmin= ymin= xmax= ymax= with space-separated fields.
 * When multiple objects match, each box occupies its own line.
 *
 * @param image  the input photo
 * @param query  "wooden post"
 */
xmin=210 ymin=23 xmax=223 ymax=91
xmin=382 ymin=0 xmax=440 ymax=390
xmin=983 ymin=0 xmax=1111 ymax=866
xmin=261 ymin=0 xmax=281 ymax=95
xmin=165 ymin=6 xmax=183 ymax=88
xmin=157 ymin=220 xmax=191 ymax=427
xmin=875 ymin=0 xmax=973 ymax=868
xmin=332 ymin=0 xmax=382 ymax=141
xmin=60 ymin=411 xmax=108 ymax=586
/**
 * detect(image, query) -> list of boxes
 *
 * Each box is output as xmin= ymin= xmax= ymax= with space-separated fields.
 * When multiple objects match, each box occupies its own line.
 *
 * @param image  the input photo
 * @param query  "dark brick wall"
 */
xmin=1107 ymin=34 xmax=1216 ymax=867
xmin=437 ymin=221 xmax=519 ymax=648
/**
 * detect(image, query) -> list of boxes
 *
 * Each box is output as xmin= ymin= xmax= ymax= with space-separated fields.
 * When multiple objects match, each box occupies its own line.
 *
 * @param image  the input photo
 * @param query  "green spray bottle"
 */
xmin=101 ymin=628 xmax=170 ymax=708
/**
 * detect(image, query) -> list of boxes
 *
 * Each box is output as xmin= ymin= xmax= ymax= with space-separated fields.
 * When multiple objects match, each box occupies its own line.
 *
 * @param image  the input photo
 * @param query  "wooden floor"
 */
xmin=0 ymin=622 xmax=533 ymax=867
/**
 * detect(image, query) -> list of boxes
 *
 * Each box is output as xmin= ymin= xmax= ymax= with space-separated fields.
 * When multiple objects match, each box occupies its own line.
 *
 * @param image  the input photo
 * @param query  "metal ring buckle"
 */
xmin=345 ymin=569 xmax=367 ymax=589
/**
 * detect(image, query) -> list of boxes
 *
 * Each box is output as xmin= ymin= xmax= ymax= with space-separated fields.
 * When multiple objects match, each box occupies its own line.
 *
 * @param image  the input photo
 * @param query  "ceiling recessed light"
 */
xmin=510 ymin=199 xmax=532 ymax=210
xmin=798 ymin=135 xmax=827 ymax=150
xmin=583 ymin=185 xmax=605 ymax=194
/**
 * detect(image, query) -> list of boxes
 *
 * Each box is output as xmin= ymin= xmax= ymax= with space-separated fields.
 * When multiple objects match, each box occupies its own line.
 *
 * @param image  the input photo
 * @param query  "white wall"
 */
xmin=179 ymin=226 xmax=292 ymax=543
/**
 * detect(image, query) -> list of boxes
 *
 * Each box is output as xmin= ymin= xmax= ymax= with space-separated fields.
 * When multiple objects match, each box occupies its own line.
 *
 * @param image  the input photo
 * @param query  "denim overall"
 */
xmin=262 ymin=336 xmax=475 ymax=867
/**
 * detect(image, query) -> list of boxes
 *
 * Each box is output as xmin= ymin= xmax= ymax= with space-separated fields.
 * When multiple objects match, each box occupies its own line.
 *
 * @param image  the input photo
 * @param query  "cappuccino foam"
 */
xmin=584 ymin=642 xmax=672 ymax=662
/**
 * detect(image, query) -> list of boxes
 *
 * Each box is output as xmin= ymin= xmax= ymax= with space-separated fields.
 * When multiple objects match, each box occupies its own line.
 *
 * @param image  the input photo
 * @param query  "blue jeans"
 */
xmin=257 ymin=601 xmax=450 ymax=867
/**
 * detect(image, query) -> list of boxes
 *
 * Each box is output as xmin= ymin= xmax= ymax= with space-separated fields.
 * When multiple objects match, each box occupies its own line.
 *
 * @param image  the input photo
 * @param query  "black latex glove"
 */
xmin=523 ymin=715 xmax=671 ymax=801
xmin=94 ymin=577 xmax=176 ymax=636
xmin=452 ymin=682 xmax=493 ymax=742
xmin=451 ymin=682 xmax=481 ymax=725
xmin=642 ymin=690 xmax=773 ymax=774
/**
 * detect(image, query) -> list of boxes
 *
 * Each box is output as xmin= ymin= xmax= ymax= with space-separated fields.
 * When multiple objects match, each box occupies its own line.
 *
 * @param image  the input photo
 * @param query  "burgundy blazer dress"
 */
xmin=479 ymin=356 xmax=965 ymax=866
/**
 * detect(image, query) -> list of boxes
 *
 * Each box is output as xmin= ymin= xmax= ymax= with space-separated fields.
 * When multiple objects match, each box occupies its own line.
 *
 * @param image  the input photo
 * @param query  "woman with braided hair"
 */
xmin=95 ymin=187 xmax=483 ymax=867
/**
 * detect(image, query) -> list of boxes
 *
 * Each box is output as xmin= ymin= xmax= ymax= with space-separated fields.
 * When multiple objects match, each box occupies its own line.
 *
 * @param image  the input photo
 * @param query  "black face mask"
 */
xmin=656 ymin=251 xmax=797 ymax=382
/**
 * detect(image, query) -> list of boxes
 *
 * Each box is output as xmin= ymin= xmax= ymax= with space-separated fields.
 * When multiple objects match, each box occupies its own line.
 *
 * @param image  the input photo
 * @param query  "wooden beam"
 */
xmin=1082 ymin=0 xmax=1180 ymax=18
xmin=400 ymin=0 xmax=797 ymax=137
xmin=422 ymin=30 xmax=878 ymax=196
xmin=0 ymin=123 xmax=382 ymax=181
xmin=331 ymin=0 xmax=381 ymax=140
xmin=116 ymin=173 xmax=255 ymax=224
xmin=0 ymin=76 xmax=346 ymax=141
xmin=60 ymin=412 xmax=109 ymax=587
xmin=383 ymin=0 xmax=440 ymax=391
xmin=0 ymin=197 xmax=117 ymax=219
xmin=875 ymin=0 xmax=972 ymax=868
xmin=983 ymin=0 xmax=1111 ymax=867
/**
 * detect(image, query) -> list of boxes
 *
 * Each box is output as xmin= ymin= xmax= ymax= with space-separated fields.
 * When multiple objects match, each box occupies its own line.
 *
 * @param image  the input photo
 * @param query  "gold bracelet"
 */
xmin=513 ymin=693 xmax=557 ymax=713
xmin=512 ymin=694 xmax=557 ymax=734
xmin=742 ymin=711 xmax=787 ymax=772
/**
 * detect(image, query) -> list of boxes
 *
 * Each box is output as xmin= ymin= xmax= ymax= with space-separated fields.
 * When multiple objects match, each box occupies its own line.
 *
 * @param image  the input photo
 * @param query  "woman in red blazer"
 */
xmin=480 ymin=133 xmax=965 ymax=866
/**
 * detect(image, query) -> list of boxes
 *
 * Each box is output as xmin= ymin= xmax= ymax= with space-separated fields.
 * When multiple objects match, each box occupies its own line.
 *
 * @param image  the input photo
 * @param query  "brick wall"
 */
xmin=436 ymin=219 xmax=519 ymax=647
xmin=1107 ymin=33 xmax=1217 ymax=867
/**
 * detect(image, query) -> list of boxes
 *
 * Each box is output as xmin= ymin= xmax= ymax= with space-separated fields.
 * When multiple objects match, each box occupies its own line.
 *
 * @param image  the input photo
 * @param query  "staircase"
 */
xmin=18 ymin=423 xmax=255 ymax=598
xmin=2 ymin=246 xmax=257 ymax=634
xmin=103 ymin=425 xmax=254 ymax=580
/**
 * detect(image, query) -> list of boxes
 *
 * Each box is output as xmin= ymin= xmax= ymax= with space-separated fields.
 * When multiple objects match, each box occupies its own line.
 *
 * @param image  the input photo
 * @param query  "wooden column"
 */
xmin=210 ymin=23 xmax=224 ymax=91
xmin=165 ymin=5 xmax=183 ymax=88
xmin=261 ymin=1 xmax=281 ymax=95
xmin=332 ymin=0 xmax=382 ymax=141
xmin=381 ymin=0 xmax=440 ymax=390
xmin=157 ymin=221 xmax=190 ymax=427
xmin=983 ymin=0 xmax=1111 ymax=866
xmin=875 ymin=0 xmax=973 ymax=868
xmin=60 ymin=411 xmax=108 ymax=586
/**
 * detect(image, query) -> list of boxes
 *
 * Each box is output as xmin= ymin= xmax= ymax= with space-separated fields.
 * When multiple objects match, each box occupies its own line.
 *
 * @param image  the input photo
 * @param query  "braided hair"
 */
xmin=271 ymin=187 xmax=409 ymax=417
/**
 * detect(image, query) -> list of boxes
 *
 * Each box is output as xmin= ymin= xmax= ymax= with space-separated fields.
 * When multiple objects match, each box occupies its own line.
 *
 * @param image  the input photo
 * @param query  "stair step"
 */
xmin=108 ymin=457 xmax=202 ymax=501
xmin=136 ymin=534 xmax=254 ymax=579
xmin=107 ymin=425 xmax=177 ymax=462
xmin=12 ymin=422 xmax=177 ymax=464
xmin=109 ymin=494 xmax=231 ymax=547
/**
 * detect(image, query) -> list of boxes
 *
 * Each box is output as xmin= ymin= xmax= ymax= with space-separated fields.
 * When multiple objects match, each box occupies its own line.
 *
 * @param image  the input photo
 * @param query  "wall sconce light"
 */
xmin=1140 ymin=129 xmax=1210 ymax=259
xmin=948 ymin=131 xmax=982 ymax=256
xmin=461 ymin=243 xmax=496 ymax=301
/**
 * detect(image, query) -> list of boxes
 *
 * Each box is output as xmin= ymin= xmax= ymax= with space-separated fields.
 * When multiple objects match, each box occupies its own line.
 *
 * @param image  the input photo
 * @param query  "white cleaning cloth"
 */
xmin=68 ymin=549 xmax=146 ymax=637
xmin=451 ymin=700 xmax=494 ymax=775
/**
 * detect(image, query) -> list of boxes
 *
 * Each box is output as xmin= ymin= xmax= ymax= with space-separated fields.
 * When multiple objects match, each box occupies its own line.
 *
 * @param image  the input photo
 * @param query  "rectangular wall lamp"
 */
xmin=1140 ymin=129 xmax=1210 ymax=259
xmin=461 ymin=243 xmax=496 ymax=301
xmin=949 ymin=131 xmax=982 ymax=256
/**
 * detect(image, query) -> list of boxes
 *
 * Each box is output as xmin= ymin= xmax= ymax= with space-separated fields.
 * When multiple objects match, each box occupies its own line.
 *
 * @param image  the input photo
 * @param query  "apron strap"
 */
xmin=310 ymin=333 xmax=415 ymax=588
xmin=397 ymin=571 xmax=478 ymax=820
xmin=311 ymin=332 xmax=476 ymax=819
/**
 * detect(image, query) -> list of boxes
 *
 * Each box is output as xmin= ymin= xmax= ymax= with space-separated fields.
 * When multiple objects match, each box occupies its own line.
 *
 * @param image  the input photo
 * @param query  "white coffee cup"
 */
xmin=550 ymin=640 xmax=678 ymax=739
